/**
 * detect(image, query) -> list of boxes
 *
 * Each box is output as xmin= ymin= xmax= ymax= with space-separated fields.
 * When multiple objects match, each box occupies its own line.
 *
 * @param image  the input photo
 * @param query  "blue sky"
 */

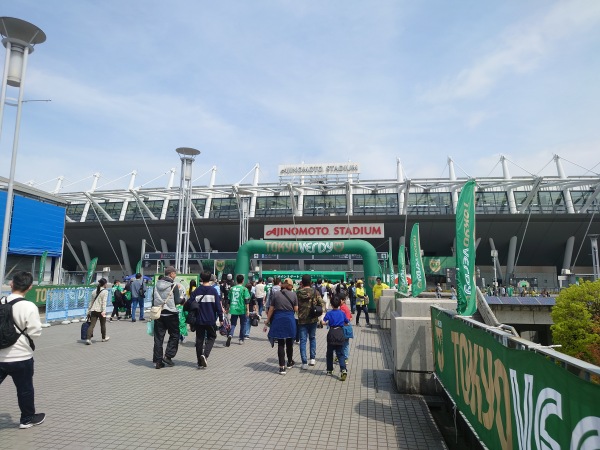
xmin=1 ymin=1 xmax=599 ymax=192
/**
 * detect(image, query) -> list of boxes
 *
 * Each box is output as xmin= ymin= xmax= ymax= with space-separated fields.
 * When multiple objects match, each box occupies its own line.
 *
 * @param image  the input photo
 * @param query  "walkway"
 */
xmin=0 ymin=314 xmax=447 ymax=449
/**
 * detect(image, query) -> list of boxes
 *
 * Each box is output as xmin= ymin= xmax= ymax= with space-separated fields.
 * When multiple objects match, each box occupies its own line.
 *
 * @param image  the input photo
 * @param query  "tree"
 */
xmin=551 ymin=280 xmax=600 ymax=366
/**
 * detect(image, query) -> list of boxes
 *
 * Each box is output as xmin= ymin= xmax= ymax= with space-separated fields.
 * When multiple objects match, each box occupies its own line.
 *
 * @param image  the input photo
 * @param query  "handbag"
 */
xmin=250 ymin=313 xmax=259 ymax=327
xmin=327 ymin=326 xmax=345 ymax=345
xmin=309 ymin=287 xmax=323 ymax=318
xmin=149 ymin=285 xmax=175 ymax=320
xmin=343 ymin=324 xmax=354 ymax=339
xmin=146 ymin=320 xmax=154 ymax=336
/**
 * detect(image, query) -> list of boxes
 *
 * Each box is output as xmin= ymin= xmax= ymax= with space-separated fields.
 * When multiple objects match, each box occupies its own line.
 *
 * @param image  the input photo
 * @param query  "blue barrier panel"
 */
xmin=46 ymin=287 xmax=155 ymax=322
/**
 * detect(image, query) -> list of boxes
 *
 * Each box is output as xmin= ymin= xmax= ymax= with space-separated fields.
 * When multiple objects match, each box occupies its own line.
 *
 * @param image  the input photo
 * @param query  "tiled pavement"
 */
xmin=1 ymin=314 xmax=447 ymax=449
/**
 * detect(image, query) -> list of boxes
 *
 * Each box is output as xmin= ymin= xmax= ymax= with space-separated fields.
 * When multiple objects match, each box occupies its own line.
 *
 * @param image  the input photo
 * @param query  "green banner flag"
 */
xmin=85 ymin=257 xmax=98 ymax=285
xmin=38 ymin=251 xmax=48 ymax=286
xmin=410 ymin=223 xmax=426 ymax=297
xmin=388 ymin=248 xmax=394 ymax=286
xmin=135 ymin=260 xmax=142 ymax=274
xmin=397 ymin=244 xmax=409 ymax=296
xmin=456 ymin=179 xmax=477 ymax=316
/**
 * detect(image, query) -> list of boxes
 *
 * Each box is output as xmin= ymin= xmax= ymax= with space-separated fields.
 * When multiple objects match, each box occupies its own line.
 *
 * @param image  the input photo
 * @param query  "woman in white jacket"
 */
xmin=86 ymin=278 xmax=110 ymax=344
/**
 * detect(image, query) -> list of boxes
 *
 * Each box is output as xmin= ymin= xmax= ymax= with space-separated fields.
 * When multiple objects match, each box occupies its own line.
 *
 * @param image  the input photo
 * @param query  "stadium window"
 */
xmin=353 ymin=193 xmax=398 ymax=215
xmin=255 ymin=196 xmax=295 ymax=217
xmin=538 ymin=191 xmax=566 ymax=214
xmin=303 ymin=195 xmax=346 ymax=216
xmin=86 ymin=201 xmax=123 ymax=222
xmin=124 ymin=199 xmax=163 ymax=220
xmin=66 ymin=203 xmax=86 ymax=221
xmin=407 ymin=192 xmax=452 ymax=215
xmin=209 ymin=198 xmax=239 ymax=219
xmin=475 ymin=191 xmax=509 ymax=214
xmin=571 ymin=191 xmax=599 ymax=213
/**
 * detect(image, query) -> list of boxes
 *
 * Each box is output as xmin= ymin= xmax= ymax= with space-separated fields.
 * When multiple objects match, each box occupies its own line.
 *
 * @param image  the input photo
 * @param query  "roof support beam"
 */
xmin=518 ymin=177 xmax=543 ymax=214
xmin=129 ymin=190 xmax=158 ymax=220
xmin=84 ymin=192 xmax=114 ymax=221
xmin=578 ymin=183 xmax=600 ymax=213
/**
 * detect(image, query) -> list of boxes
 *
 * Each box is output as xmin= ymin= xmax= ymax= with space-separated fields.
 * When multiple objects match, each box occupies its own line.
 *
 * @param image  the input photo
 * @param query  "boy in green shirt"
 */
xmin=225 ymin=274 xmax=251 ymax=346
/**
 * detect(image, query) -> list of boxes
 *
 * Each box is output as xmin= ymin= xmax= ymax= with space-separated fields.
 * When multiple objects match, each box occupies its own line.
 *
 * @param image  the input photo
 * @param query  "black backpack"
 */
xmin=0 ymin=297 xmax=35 ymax=351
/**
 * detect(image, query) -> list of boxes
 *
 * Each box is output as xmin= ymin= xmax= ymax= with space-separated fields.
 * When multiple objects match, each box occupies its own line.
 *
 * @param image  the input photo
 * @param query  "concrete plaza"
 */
xmin=1 ymin=314 xmax=447 ymax=449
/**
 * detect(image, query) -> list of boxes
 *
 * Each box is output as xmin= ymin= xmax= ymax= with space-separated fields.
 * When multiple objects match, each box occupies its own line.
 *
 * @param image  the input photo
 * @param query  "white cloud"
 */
xmin=422 ymin=1 xmax=600 ymax=103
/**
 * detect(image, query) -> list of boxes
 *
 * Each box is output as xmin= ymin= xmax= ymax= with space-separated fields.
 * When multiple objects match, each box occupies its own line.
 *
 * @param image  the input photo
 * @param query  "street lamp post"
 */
xmin=491 ymin=249 xmax=498 ymax=291
xmin=0 ymin=17 xmax=46 ymax=290
xmin=174 ymin=147 xmax=200 ymax=274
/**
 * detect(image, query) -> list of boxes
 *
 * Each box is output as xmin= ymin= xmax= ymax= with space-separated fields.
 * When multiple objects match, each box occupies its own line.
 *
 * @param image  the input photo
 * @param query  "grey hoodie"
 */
xmin=265 ymin=285 xmax=281 ymax=310
xmin=153 ymin=278 xmax=181 ymax=314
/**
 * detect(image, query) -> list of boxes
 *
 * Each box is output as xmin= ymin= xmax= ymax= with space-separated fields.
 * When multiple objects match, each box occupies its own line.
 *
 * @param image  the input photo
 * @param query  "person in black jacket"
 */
xmin=186 ymin=271 xmax=224 ymax=368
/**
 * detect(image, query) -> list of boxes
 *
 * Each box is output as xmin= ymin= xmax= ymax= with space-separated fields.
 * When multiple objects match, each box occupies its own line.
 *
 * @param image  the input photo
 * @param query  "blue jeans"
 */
xmin=256 ymin=298 xmax=264 ymax=316
xmin=131 ymin=297 xmax=144 ymax=320
xmin=298 ymin=322 xmax=317 ymax=364
xmin=0 ymin=357 xmax=36 ymax=424
xmin=230 ymin=314 xmax=246 ymax=341
xmin=343 ymin=338 xmax=350 ymax=361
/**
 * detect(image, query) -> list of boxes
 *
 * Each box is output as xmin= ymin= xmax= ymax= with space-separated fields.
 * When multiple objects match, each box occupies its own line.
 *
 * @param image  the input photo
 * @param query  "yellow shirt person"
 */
xmin=372 ymin=277 xmax=389 ymax=303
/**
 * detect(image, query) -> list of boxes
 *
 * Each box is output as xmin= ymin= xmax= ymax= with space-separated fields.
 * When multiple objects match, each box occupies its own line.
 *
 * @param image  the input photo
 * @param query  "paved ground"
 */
xmin=1 ymin=313 xmax=447 ymax=450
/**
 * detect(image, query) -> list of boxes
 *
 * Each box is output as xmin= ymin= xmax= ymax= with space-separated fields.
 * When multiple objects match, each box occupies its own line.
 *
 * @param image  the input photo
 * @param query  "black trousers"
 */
xmin=123 ymin=300 xmax=132 ymax=318
xmin=195 ymin=324 xmax=217 ymax=362
xmin=277 ymin=338 xmax=294 ymax=367
xmin=153 ymin=313 xmax=180 ymax=363
xmin=356 ymin=305 xmax=370 ymax=325
xmin=0 ymin=357 xmax=35 ymax=424
xmin=111 ymin=302 xmax=120 ymax=318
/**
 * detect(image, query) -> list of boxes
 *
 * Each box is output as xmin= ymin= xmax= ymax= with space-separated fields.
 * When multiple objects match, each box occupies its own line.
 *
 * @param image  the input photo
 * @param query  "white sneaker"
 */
xmin=309 ymin=359 xmax=316 ymax=366
xmin=301 ymin=363 xmax=308 ymax=370
xmin=102 ymin=337 xmax=110 ymax=342
xmin=85 ymin=339 xmax=92 ymax=345
xmin=239 ymin=340 xmax=244 ymax=345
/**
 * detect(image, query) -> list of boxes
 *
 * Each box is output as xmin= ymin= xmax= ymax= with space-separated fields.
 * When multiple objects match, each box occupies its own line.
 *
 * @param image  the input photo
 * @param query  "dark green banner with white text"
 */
xmin=432 ymin=307 xmax=600 ymax=450
xmin=456 ymin=179 xmax=477 ymax=315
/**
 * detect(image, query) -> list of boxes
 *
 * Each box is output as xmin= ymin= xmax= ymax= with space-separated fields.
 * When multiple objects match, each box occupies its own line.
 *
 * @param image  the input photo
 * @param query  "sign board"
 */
xmin=432 ymin=307 xmax=600 ymax=450
xmin=264 ymin=223 xmax=384 ymax=239
xmin=278 ymin=163 xmax=359 ymax=177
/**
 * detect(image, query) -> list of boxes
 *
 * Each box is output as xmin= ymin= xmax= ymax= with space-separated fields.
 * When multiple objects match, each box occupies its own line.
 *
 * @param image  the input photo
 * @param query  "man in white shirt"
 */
xmin=0 ymin=271 xmax=44 ymax=429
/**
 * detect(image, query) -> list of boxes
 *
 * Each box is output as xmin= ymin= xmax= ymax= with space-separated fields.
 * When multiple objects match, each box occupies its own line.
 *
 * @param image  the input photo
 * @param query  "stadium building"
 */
xmin=46 ymin=155 xmax=600 ymax=288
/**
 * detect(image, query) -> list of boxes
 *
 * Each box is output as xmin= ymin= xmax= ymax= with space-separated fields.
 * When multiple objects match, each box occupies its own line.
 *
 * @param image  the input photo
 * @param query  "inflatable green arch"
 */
xmin=235 ymin=239 xmax=379 ymax=309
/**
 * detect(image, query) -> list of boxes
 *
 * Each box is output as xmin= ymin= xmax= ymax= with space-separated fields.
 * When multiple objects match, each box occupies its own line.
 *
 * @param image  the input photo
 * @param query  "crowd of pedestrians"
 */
xmin=1 ymin=269 xmax=375 ymax=429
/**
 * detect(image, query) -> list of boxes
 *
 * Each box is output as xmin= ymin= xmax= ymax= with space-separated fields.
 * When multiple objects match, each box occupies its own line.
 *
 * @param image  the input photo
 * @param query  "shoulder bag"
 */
xmin=309 ymin=287 xmax=323 ymax=318
xmin=149 ymin=285 xmax=175 ymax=320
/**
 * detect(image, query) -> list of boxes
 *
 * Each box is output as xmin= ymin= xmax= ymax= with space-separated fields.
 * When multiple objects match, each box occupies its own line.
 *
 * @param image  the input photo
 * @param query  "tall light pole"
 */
xmin=491 ymin=249 xmax=498 ymax=289
xmin=0 ymin=17 xmax=46 ymax=289
xmin=175 ymin=147 xmax=200 ymax=274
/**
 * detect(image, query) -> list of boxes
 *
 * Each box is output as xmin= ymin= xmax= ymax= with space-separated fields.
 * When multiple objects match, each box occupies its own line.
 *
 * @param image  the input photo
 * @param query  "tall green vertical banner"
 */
xmin=456 ymin=179 xmax=477 ymax=316
xmin=135 ymin=260 xmax=142 ymax=274
xmin=85 ymin=257 xmax=98 ymax=285
xmin=410 ymin=223 xmax=426 ymax=297
xmin=397 ymin=244 xmax=409 ymax=296
xmin=38 ymin=251 xmax=48 ymax=285
xmin=388 ymin=247 xmax=394 ymax=286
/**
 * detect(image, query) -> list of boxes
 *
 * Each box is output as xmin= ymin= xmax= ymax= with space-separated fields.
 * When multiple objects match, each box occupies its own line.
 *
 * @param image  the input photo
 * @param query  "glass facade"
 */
xmin=124 ymin=199 xmax=164 ymax=220
xmin=514 ymin=191 xmax=566 ymax=213
xmin=66 ymin=203 xmax=86 ymax=221
xmin=303 ymin=195 xmax=347 ymax=216
xmin=353 ymin=193 xmax=398 ymax=215
xmin=475 ymin=191 xmax=509 ymax=214
xmin=571 ymin=190 xmax=599 ymax=213
xmin=210 ymin=197 xmax=239 ymax=219
xmin=87 ymin=202 xmax=124 ymax=222
xmin=255 ymin=196 xmax=295 ymax=217
xmin=406 ymin=192 xmax=452 ymax=215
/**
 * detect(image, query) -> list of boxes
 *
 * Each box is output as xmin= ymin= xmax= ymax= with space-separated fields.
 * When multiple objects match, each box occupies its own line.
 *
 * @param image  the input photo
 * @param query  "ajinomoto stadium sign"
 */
xmin=431 ymin=306 xmax=600 ymax=450
xmin=264 ymin=223 xmax=384 ymax=239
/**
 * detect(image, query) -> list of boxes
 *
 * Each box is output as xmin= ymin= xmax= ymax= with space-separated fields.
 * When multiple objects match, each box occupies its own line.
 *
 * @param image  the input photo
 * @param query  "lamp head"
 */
xmin=0 ymin=17 xmax=46 ymax=87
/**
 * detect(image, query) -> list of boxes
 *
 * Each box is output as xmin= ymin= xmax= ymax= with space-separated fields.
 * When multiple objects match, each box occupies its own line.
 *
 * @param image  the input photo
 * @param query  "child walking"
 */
xmin=322 ymin=295 xmax=349 ymax=381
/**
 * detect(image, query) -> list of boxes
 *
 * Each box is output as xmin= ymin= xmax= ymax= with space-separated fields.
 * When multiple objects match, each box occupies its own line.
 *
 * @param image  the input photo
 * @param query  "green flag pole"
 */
xmin=456 ymin=179 xmax=477 ymax=316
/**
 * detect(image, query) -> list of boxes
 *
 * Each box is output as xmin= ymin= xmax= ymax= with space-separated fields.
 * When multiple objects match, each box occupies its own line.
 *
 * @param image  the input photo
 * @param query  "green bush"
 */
xmin=551 ymin=280 xmax=600 ymax=366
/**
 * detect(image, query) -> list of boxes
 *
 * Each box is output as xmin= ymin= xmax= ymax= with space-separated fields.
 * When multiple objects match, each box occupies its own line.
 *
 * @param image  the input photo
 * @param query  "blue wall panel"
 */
xmin=0 ymin=191 xmax=66 ymax=256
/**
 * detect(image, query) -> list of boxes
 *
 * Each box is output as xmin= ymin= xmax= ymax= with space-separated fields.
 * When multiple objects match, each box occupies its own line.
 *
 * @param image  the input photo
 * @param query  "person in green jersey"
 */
xmin=225 ymin=274 xmax=251 ymax=346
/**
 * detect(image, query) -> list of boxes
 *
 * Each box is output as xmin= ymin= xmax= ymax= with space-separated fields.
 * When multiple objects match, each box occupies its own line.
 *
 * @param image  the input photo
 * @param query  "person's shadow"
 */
xmin=0 ymin=413 xmax=18 ymax=429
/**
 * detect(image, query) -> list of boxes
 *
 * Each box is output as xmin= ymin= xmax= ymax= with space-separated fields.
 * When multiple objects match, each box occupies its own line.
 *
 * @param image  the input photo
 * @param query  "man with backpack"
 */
xmin=130 ymin=273 xmax=146 ymax=322
xmin=296 ymin=275 xmax=325 ymax=370
xmin=0 ymin=271 xmax=44 ymax=429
